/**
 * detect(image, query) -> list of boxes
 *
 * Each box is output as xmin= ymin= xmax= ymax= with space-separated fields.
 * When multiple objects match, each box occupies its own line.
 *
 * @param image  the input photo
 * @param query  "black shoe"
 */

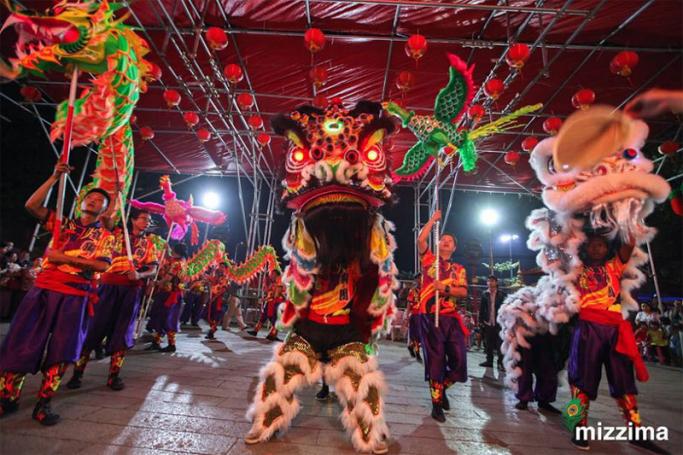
xmin=191 ymin=323 xmax=200 ymax=328
xmin=515 ymin=400 xmax=528 ymax=411
xmin=0 ymin=399 xmax=18 ymax=417
xmin=442 ymin=394 xmax=450 ymax=411
xmin=479 ymin=361 xmax=493 ymax=367
xmin=570 ymin=429 xmax=590 ymax=451
xmin=431 ymin=404 xmax=446 ymax=423
xmin=497 ymin=360 xmax=505 ymax=371
xmin=266 ymin=334 xmax=281 ymax=342
xmin=407 ymin=345 xmax=416 ymax=358
xmin=107 ymin=375 xmax=125 ymax=391
xmin=160 ymin=344 xmax=176 ymax=353
xmin=205 ymin=331 xmax=216 ymax=340
xmin=629 ymin=439 xmax=670 ymax=454
xmin=538 ymin=401 xmax=562 ymax=414
xmin=316 ymin=384 xmax=330 ymax=401
xmin=145 ymin=342 xmax=162 ymax=351
xmin=66 ymin=372 xmax=83 ymax=390
xmin=32 ymin=400 xmax=60 ymax=426
xmin=94 ymin=348 xmax=104 ymax=360
xmin=415 ymin=350 xmax=423 ymax=363
xmin=247 ymin=330 xmax=258 ymax=337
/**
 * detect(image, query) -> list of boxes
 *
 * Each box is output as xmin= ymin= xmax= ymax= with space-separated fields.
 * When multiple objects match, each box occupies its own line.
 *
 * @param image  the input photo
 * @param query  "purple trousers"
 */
xmin=0 ymin=285 xmax=90 ymax=374
xmin=82 ymin=284 xmax=143 ymax=355
xmin=202 ymin=298 xmax=227 ymax=324
xmin=181 ymin=291 xmax=204 ymax=325
xmin=146 ymin=291 xmax=182 ymax=335
xmin=516 ymin=333 xmax=558 ymax=403
xmin=418 ymin=314 xmax=467 ymax=384
xmin=408 ymin=314 xmax=421 ymax=345
xmin=568 ymin=318 xmax=638 ymax=400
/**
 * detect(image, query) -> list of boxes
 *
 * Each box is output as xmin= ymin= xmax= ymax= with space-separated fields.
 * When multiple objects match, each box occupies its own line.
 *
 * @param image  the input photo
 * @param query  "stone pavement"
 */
xmin=0 ymin=323 xmax=681 ymax=455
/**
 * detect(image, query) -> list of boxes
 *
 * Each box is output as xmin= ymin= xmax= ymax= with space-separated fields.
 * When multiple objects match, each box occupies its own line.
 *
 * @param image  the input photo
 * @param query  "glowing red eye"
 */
xmin=63 ymin=27 xmax=80 ymax=44
xmin=622 ymin=148 xmax=638 ymax=160
xmin=366 ymin=149 xmax=379 ymax=162
xmin=595 ymin=165 xmax=608 ymax=175
xmin=292 ymin=150 xmax=305 ymax=162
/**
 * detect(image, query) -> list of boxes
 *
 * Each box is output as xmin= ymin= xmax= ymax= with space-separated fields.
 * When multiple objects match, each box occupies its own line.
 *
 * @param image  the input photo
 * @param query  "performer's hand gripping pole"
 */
xmin=52 ymin=69 xmax=79 ymax=246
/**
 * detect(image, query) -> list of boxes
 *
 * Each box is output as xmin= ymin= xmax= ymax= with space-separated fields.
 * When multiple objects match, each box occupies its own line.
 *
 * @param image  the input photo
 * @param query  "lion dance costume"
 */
xmin=497 ymin=118 xmax=670 ymax=440
xmin=244 ymin=100 xmax=399 ymax=454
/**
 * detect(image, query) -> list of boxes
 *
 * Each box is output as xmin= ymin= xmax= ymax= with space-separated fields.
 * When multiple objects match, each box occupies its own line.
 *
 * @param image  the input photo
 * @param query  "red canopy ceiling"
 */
xmin=8 ymin=0 xmax=683 ymax=195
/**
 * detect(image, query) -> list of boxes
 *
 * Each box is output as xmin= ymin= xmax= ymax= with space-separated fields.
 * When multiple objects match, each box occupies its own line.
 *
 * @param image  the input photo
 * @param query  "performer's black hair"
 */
xmin=172 ymin=243 xmax=188 ymax=259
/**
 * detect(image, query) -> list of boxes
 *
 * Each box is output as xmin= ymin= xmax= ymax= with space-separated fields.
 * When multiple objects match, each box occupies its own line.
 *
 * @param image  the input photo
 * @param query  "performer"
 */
xmin=66 ymin=208 xmax=158 ymax=391
xmin=222 ymin=287 xmax=247 ymax=332
xmin=181 ymin=271 xmax=209 ymax=328
xmin=478 ymin=275 xmax=505 ymax=369
xmin=205 ymin=263 xmax=228 ymax=340
xmin=406 ymin=276 xmax=422 ymax=362
xmin=244 ymin=100 xmax=397 ymax=454
xmin=146 ymin=243 xmax=187 ymax=353
xmin=247 ymin=270 xmax=285 ymax=341
xmin=0 ymin=163 xmax=114 ymax=425
xmin=567 ymin=233 xmax=661 ymax=452
xmin=417 ymin=210 xmax=468 ymax=423
xmin=514 ymin=332 xmax=561 ymax=413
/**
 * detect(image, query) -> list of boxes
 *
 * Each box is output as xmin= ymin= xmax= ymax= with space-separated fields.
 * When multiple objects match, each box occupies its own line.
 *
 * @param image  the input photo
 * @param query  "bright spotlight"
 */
xmin=500 ymin=233 xmax=520 ymax=243
xmin=479 ymin=208 xmax=500 ymax=227
xmin=202 ymin=191 xmax=220 ymax=209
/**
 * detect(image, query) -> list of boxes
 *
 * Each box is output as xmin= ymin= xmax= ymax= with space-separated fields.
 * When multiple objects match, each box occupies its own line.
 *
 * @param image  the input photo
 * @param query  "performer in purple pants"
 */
xmin=146 ymin=243 xmax=187 ymax=353
xmin=0 ymin=163 xmax=114 ymax=425
xmin=514 ymin=333 xmax=561 ymax=413
xmin=66 ymin=208 xmax=159 ymax=391
xmin=416 ymin=210 xmax=469 ymax=423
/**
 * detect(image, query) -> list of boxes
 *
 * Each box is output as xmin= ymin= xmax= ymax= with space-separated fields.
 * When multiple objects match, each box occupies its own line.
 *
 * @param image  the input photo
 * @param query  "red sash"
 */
xmin=163 ymin=290 xmax=182 ymax=308
xmin=34 ymin=269 xmax=99 ymax=316
xmin=579 ymin=308 xmax=649 ymax=382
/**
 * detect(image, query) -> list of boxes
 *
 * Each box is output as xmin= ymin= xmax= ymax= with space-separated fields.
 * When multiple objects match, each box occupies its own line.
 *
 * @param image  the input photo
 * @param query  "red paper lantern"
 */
xmin=468 ymin=104 xmax=485 ymax=122
xmin=146 ymin=62 xmax=162 ymax=81
xmin=237 ymin=93 xmax=254 ymax=110
xmin=396 ymin=70 xmax=415 ymax=93
xmin=248 ymin=115 xmax=263 ymax=130
xmin=205 ymin=27 xmax=228 ymax=51
xmin=543 ymin=117 xmax=563 ymax=135
xmin=405 ymin=34 xmax=428 ymax=62
xmin=504 ymin=150 xmax=521 ymax=166
xmin=313 ymin=94 xmax=329 ymax=108
xmin=304 ymin=28 xmax=326 ymax=54
xmin=484 ymin=78 xmax=505 ymax=101
xmin=659 ymin=141 xmax=680 ymax=156
xmin=309 ymin=66 xmax=328 ymax=88
xmin=505 ymin=43 xmax=530 ymax=70
xmin=183 ymin=112 xmax=200 ymax=128
xmin=20 ymin=85 xmax=41 ymax=102
xmin=163 ymin=89 xmax=181 ymax=108
xmin=139 ymin=126 xmax=154 ymax=141
xmin=571 ymin=88 xmax=596 ymax=110
xmin=197 ymin=128 xmax=211 ymax=143
xmin=256 ymin=133 xmax=271 ymax=147
xmin=610 ymin=51 xmax=639 ymax=77
xmin=224 ymin=64 xmax=244 ymax=84
xmin=521 ymin=136 xmax=539 ymax=152
xmin=670 ymin=189 xmax=683 ymax=216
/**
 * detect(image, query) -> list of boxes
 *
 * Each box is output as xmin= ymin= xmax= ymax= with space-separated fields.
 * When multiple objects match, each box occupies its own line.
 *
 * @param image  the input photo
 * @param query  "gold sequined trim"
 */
xmin=357 ymin=417 xmax=372 ymax=442
xmin=280 ymin=334 xmax=319 ymax=370
xmin=263 ymin=406 xmax=284 ymax=428
xmin=364 ymin=385 xmax=381 ymax=416
xmin=327 ymin=342 xmax=368 ymax=367
xmin=262 ymin=374 xmax=277 ymax=401
xmin=343 ymin=368 xmax=362 ymax=391
xmin=283 ymin=364 xmax=304 ymax=385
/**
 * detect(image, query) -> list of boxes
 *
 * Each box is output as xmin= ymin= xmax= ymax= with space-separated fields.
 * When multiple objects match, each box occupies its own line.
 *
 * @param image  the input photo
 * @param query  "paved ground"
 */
xmin=0 ymin=322 xmax=681 ymax=454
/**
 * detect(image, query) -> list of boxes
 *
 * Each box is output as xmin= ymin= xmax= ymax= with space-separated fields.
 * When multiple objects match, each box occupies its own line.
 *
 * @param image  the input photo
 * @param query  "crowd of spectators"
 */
xmin=634 ymin=300 xmax=683 ymax=367
xmin=0 ymin=241 xmax=40 ymax=321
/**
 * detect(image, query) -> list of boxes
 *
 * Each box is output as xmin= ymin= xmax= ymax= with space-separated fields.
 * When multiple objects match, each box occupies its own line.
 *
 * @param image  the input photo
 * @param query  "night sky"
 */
xmin=1 ymin=84 xmax=681 ymax=296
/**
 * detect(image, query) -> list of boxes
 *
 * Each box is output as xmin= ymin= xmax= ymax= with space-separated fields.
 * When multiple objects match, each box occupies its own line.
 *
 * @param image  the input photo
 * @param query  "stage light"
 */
xmin=479 ymin=208 xmax=500 ymax=227
xmin=500 ymin=233 xmax=519 ymax=243
xmin=202 ymin=191 xmax=220 ymax=209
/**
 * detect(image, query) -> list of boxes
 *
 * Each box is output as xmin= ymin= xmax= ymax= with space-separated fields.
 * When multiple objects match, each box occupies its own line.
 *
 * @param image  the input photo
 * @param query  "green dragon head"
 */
xmin=1 ymin=0 xmax=148 ymax=78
